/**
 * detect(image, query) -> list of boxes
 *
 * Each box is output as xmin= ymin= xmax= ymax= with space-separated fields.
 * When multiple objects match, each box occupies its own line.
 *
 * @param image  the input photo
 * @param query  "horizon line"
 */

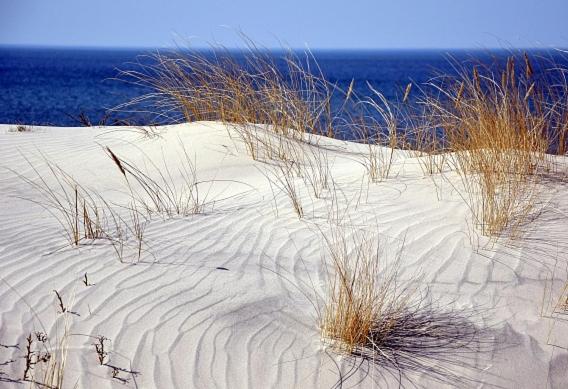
xmin=0 ymin=43 xmax=565 ymax=52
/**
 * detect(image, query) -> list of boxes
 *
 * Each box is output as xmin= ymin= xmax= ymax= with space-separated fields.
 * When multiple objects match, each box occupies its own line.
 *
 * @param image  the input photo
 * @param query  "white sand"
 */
xmin=0 ymin=122 xmax=567 ymax=388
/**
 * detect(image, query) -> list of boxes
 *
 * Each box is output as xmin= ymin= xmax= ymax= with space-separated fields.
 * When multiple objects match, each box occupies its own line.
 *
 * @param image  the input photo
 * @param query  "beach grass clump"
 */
xmin=118 ymin=41 xmax=566 ymax=237
xmin=423 ymin=55 xmax=552 ymax=236
xmin=318 ymin=226 xmax=491 ymax=385
xmin=320 ymin=227 xmax=411 ymax=354
xmin=116 ymin=41 xmax=335 ymax=161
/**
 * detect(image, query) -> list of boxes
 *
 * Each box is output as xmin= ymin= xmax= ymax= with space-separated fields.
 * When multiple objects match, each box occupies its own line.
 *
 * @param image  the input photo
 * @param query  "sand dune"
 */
xmin=0 ymin=122 xmax=567 ymax=388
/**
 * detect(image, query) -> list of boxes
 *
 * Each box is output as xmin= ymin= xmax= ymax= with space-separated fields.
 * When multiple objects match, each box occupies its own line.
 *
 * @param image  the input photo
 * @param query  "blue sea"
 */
xmin=1 ymin=46 xmax=567 ymax=133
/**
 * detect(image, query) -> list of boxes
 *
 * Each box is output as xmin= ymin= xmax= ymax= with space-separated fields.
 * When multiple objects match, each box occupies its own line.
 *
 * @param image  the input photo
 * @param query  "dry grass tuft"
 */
xmin=422 ymin=54 xmax=555 ymax=237
xmin=320 ymin=227 xmax=412 ymax=353
xmin=12 ymin=152 xmax=148 ymax=262
xmin=116 ymin=41 xmax=335 ymax=162
xmin=318 ymin=227 xmax=493 ymax=386
xmin=14 ymin=154 xmax=116 ymax=246
xmin=9 ymin=124 xmax=33 ymax=133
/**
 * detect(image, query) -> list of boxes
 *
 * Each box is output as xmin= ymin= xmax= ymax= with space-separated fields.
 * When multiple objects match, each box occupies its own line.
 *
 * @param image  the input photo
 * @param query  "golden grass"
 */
xmin=316 ymin=225 xmax=494 ymax=386
xmin=422 ymin=54 xmax=555 ymax=237
xmin=320 ymin=227 xmax=412 ymax=354
xmin=115 ymin=41 xmax=568 ymax=235
xmin=116 ymin=41 xmax=335 ymax=163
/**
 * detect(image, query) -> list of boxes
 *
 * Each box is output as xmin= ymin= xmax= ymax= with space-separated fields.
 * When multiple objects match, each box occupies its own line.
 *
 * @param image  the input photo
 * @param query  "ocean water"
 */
xmin=1 ymin=47 xmax=566 ymax=133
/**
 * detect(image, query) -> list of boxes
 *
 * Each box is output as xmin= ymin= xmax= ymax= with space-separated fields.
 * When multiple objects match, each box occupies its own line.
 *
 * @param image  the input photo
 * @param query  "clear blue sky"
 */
xmin=1 ymin=0 xmax=566 ymax=49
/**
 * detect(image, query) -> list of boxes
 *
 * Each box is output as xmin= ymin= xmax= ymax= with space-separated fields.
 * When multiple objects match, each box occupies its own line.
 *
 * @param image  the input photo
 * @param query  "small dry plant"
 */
xmin=9 ymin=124 xmax=32 ymax=133
xmin=2 ymin=281 xmax=136 ymax=388
xmin=18 ymin=289 xmax=75 ymax=389
xmin=93 ymin=336 xmax=108 ymax=365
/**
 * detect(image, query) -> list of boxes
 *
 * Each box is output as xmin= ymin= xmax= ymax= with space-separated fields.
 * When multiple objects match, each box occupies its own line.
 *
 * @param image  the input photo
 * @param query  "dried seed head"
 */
xmin=524 ymin=82 xmax=535 ymax=101
xmin=507 ymin=56 xmax=516 ymax=87
xmin=345 ymin=78 xmax=355 ymax=101
xmin=473 ymin=67 xmax=481 ymax=92
xmin=106 ymin=147 xmax=127 ymax=177
xmin=524 ymin=52 xmax=534 ymax=79
xmin=53 ymin=290 xmax=67 ymax=313
xmin=403 ymin=82 xmax=412 ymax=103
xmin=455 ymin=82 xmax=465 ymax=108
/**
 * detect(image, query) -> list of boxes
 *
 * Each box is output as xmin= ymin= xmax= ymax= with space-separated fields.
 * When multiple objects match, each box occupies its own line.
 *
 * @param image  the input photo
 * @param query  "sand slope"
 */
xmin=0 ymin=122 xmax=567 ymax=388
